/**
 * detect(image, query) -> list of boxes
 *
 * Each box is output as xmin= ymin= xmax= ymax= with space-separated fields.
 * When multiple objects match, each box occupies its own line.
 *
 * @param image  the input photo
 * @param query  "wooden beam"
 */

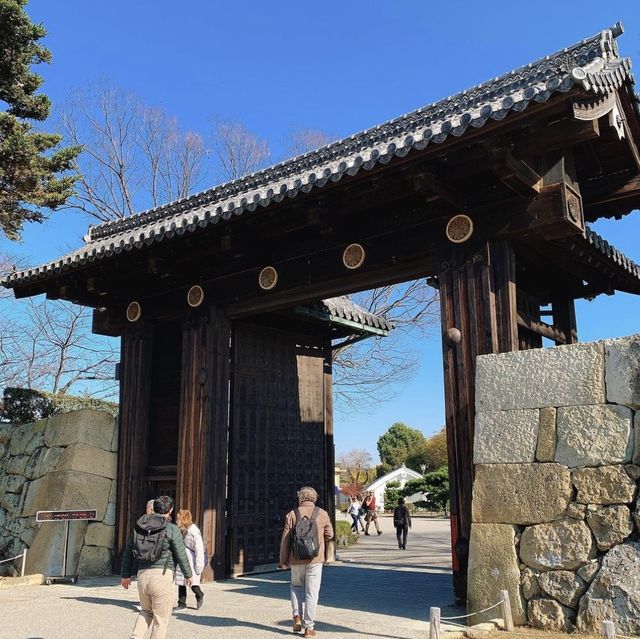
xmin=487 ymin=147 xmax=542 ymax=196
xmin=414 ymin=171 xmax=469 ymax=210
xmin=516 ymin=312 xmax=568 ymax=344
xmin=513 ymin=117 xmax=600 ymax=158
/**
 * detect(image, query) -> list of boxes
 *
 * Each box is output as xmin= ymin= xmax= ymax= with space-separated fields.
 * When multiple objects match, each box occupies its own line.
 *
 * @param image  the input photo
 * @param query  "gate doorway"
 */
xmin=5 ymin=24 xmax=640 ymax=602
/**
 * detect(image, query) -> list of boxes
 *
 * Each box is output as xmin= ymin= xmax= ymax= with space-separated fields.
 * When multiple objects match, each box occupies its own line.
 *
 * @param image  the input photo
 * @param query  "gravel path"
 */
xmin=0 ymin=517 xmax=461 ymax=639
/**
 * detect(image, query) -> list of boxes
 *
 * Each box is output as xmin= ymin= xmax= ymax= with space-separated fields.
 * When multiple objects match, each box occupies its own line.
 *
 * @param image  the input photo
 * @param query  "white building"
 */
xmin=365 ymin=464 xmax=423 ymax=511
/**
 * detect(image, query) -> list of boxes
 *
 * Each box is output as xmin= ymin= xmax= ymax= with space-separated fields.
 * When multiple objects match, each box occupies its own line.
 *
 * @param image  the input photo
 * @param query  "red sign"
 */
xmin=36 ymin=509 xmax=97 ymax=522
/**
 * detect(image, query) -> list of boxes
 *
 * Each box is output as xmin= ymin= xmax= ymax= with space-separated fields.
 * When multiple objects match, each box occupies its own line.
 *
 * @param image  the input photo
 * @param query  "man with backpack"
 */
xmin=121 ymin=495 xmax=193 ymax=639
xmin=393 ymin=497 xmax=412 ymax=550
xmin=279 ymin=486 xmax=334 ymax=638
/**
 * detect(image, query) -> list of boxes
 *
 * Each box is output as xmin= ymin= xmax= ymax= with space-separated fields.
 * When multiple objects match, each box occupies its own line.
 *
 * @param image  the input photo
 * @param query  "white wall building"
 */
xmin=365 ymin=464 xmax=423 ymax=511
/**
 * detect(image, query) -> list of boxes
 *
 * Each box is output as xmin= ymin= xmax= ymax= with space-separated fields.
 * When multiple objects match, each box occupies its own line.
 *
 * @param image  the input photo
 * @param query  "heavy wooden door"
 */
xmin=227 ymin=323 xmax=332 ymax=576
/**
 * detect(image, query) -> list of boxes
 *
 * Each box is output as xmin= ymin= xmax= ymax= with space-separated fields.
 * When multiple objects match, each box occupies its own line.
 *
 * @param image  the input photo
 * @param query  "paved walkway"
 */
xmin=0 ymin=517 xmax=461 ymax=639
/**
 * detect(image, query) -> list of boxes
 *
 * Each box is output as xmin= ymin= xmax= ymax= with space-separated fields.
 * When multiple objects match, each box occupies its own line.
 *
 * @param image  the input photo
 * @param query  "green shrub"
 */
xmin=2 ymin=387 xmax=118 ymax=424
xmin=384 ymin=480 xmax=402 ymax=510
xmin=335 ymin=520 xmax=358 ymax=547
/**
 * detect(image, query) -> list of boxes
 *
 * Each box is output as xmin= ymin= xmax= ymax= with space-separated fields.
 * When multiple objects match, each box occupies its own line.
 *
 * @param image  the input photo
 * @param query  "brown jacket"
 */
xmin=279 ymin=501 xmax=334 ymax=566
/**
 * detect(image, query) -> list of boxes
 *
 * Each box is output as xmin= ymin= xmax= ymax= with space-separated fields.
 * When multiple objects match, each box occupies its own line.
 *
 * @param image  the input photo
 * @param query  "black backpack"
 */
xmin=132 ymin=514 xmax=168 ymax=562
xmin=291 ymin=507 xmax=320 ymax=560
xmin=394 ymin=506 xmax=408 ymax=527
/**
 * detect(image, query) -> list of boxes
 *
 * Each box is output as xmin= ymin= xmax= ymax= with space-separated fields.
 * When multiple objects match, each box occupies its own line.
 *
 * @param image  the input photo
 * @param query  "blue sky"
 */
xmin=3 ymin=1 xmax=640 ymax=460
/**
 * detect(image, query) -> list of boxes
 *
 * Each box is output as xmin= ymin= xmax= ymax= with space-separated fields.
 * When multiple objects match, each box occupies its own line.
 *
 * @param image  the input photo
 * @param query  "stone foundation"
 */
xmin=469 ymin=335 xmax=640 ymax=634
xmin=0 ymin=410 xmax=117 ymax=577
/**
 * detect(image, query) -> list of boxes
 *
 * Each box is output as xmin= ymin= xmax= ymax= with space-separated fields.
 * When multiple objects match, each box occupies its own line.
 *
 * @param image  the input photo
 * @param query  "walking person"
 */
xmin=121 ymin=495 xmax=193 ymax=639
xmin=279 ymin=486 xmax=334 ymax=637
xmin=174 ymin=509 xmax=206 ymax=610
xmin=363 ymin=493 xmax=382 ymax=536
xmin=347 ymin=497 xmax=364 ymax=533
xmin=393 ymin=497 xmax=412 ymax=549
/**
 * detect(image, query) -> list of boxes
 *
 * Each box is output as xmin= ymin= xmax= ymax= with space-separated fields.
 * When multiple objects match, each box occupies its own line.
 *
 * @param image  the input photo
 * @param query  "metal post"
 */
xmin=500 ymin=589 xmax=514 ymax=631
xmin=601 ymin=621 xmax=616 ymax=639
xmin=21 ymin=549 xmax=27 ymax=577
xmin=61 ymin=520 xmax=70 ymax=577
xmin=429 ymin=606 xmax=441 ymax=639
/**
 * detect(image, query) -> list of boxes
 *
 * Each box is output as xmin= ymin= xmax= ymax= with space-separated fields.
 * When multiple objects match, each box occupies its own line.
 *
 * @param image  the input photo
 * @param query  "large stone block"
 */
xmin=536 ymin=407 xmax=556 ymax=462
xmin=538 ymin=570 xmax=587 ymax=608
xmin=56 ymin=443 xmax=116 ymax=480
xmin=586 ymin=505 xmax=633 ymax=551
xmin=0 ymin=423 xmax=15 ymax=443
xmin=577 ymin=542 xmax=640 ymax=635
xmin=467 ymin=523 xmax=526 ymax=624
xmin=24 ymin=446 xmax=65 ymax=480
xmin=635 ymin=412 xmax=640 ymax=465
xmin=103 ymin=502 xmax=116 ymax=526
xmin=84 ymin=522 xmax=115 ymax=548
xmin=44 ymin=410 xmax=116 ymax=452
xmin=1 ymin=474 xmax=25 ymax=494
xmin=22 ymin=470 xmax=111 ymax=520
xmin=605 ymin=335 xmax=640 ymax=409
xmin=472 ymin=464 xmax=571 ymax=524
xmin=556 ymin=405 xmax=632 ymax=467
xmin=520 ymin=519 xmax=595 ymax=571
xmin=528 ymin=598 xmax=573 ymax=631
xmin=77 ymin=545 xmax=112 ymax=576
xmin=577 ymin=559 xmax=600 ymax=584
xmin=476 ymin=342 xmax=605 ymax=411
xmin=521 ymin=567 xmax=540 ymax=600
xmin=8 ymin=424 xmax=30 ymax=455
xmin=25 ymin=520 xmax=88 ymax=577
xmin=573 ymin=465 xmax=637 ymax=505
xmin=6 ymin=455 xmax=28 ymax=477
xmin=474 ymin=410 xmax=538 ymax=463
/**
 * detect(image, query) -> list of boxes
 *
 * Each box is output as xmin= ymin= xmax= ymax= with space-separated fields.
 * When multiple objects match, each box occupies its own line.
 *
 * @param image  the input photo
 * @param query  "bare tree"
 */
xmin=59 ymin=83 xmax=206 ymax=222
xmin=210 ymin=117 xmax=270 ymax=181
xmin=285 ymin=127 xmax=333 ymax=157
xmin=337 ymin=449 xmax=374 ymax=486
xmin=333 ymin=280 xmax=439 ymax=411
xmin=0 ymin=297 xmax=118 ymax=399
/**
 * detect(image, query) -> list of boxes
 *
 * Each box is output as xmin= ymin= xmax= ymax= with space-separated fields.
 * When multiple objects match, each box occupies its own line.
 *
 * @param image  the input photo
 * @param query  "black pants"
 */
xmin=178 ymin=584 xmax=204 ymax=604
xmin=396 ymin=525 xmax=408 ymax=549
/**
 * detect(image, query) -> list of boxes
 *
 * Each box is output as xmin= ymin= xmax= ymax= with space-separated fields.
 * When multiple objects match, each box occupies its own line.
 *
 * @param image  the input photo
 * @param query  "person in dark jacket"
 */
xmin=393 ymin=497 xmax=412 ymax=550
xmin=121 ymin=495 xmax=193 ymax=639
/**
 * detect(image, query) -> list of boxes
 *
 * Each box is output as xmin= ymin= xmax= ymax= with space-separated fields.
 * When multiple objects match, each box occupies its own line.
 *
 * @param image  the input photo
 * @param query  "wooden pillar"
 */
xmin=439 ymin=239 xmax=518 ymax=601
xmin=177 ymin=305 xmax=232 ymax=581
xmin=323 ymin=342 xmax=336 ymax=530
xmin=113 ymin=324 xmax=154 ymax=571
xmin=176 ymin=312 xmax=210 ymax=536
xmin=552 ymin=295 xmax=578 ymax=345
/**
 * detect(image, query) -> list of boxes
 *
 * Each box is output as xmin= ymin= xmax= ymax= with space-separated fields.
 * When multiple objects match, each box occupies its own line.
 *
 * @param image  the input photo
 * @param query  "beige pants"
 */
xmin=130 ymin=568 xmax=175 ymax=639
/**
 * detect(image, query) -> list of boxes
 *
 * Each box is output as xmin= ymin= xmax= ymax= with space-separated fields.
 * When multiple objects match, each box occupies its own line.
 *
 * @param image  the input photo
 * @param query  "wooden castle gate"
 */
xmin=5 ymin=23 xmax=640 ymax=599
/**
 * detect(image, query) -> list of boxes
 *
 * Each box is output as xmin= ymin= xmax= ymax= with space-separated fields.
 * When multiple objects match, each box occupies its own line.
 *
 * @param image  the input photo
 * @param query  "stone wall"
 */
xmin=0 ymin=410 xmax=118 ymax=577
xmin=468 ymin=335 xmax=640 ymax=634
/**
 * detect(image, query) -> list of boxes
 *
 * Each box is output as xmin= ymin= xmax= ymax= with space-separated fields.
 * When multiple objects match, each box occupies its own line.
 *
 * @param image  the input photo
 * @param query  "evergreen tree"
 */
xmin=376 ymin=422 xmax=426 ymax=471
xmin=0 ymin=0 xmax=79 ymax=240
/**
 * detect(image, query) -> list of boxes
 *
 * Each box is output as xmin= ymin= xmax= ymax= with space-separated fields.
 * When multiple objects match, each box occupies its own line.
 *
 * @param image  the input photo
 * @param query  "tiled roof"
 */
xmin=310 ymin=296 xmax=393 ymax=333
xmin=3 ymin=23 xmax=635 ymax=289
xmin=574 ymin=227 xmax=640 ymax=281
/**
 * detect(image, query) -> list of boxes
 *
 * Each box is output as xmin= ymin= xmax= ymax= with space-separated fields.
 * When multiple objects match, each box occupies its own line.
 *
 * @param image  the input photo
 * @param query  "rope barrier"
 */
xmin=441 ymin=600 xmax=502 ymax=620
xmin=0 ymin=549 xmax=27 ymax=576
xmin=430 ymin=590 xmax=514 ymax=639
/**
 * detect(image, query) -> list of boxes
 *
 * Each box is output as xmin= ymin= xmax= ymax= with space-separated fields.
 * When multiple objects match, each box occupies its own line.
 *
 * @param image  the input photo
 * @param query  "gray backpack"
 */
xmin=291 ymin=507 xmax=320 ymax=560
xmin=132 ymin=514 xmax=167 ymax=562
